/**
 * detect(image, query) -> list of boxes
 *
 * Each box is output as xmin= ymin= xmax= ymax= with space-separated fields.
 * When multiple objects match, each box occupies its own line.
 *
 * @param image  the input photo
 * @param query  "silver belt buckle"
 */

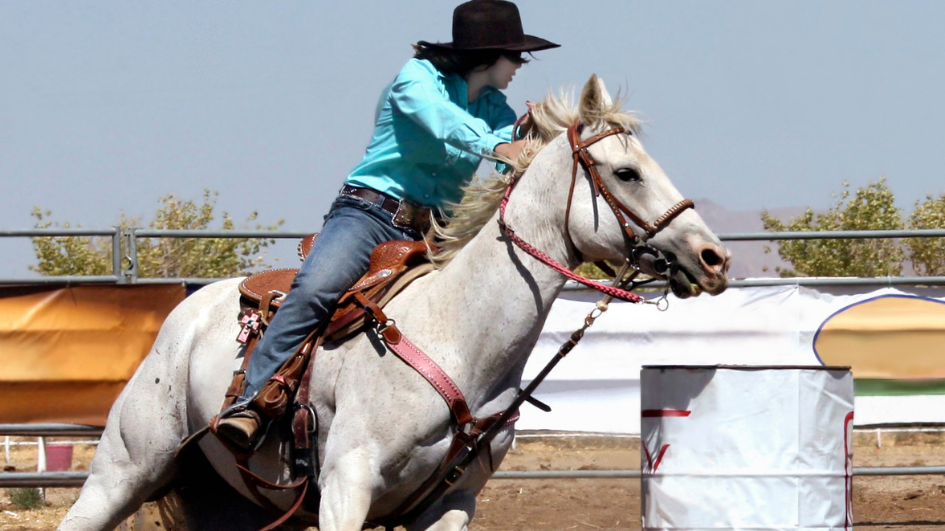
xmin=393 ymin=201 xmax=431 ymax=234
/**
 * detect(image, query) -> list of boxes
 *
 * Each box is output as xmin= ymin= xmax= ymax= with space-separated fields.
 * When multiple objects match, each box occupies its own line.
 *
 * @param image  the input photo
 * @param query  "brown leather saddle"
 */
xmin=212 ymin=236 xmax=528 ymax=529
xmin=208 ymin=235 xmax=438 ymax=523
xmin=237 ymin=235 xmax=435 ymax=342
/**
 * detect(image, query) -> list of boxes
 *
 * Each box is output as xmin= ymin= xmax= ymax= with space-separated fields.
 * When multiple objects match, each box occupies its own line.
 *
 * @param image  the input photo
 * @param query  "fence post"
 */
xmin=36 ymin=437 xmax=47 ymax=502
xmin=122 ymin=228 xmax=138 ymax=284
xmin=112 ymin=227 xmax=123 ymax=284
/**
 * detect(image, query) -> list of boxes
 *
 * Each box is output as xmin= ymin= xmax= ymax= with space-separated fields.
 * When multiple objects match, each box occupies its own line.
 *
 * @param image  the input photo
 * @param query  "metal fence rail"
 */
xmin=722 ymin=228 xmax=945 ymax=241
xmin=0 ymin=472 xmax=88 ymax=488
xmin=2 ymin=228 xmax=123 ymax=284
xmin=2 ymin=466 xmax=943 ymax=489
xmin=4 ymin=227 xmax=945 ymax=287
xmin=492 ymin=466 xmax=945 ymax=479
xmin=0 ymin=424 xmax=104 ymax=437
xmin=2 ymin=424 xmax=943 ymax=488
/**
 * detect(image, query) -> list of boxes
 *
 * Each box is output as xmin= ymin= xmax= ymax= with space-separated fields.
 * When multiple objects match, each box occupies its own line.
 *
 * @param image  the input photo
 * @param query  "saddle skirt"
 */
xmin=238 ymin=236 xmax=435 ymax=341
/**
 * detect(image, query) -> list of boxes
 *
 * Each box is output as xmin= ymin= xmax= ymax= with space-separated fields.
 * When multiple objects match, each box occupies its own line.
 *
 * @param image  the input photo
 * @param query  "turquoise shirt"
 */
xmin=345 ymin=58 xmax=517 ymax=208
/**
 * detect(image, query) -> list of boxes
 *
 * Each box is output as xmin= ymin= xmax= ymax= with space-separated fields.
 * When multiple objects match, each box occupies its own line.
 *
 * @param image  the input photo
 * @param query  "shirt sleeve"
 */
xmin=390 ymin=60 xmax=510 ymax=157
xmin=488 ymin=100 xmax=518 ymax=142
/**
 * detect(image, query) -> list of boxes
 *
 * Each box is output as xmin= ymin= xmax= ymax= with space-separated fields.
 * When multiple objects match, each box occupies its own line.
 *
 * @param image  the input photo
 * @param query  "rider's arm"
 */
xmin=494 ymin=140 xmax=527 ymax=162
xmin=389 ymin=59 xmax=514 ymax=158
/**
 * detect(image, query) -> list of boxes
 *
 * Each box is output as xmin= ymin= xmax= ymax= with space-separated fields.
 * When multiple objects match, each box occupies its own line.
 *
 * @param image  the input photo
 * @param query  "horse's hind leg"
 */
xmin=58 ymin=370 xmax=187 ymax=531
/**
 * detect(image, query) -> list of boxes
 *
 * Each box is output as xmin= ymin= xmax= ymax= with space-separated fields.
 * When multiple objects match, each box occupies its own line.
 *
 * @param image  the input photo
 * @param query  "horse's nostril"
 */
xmin=700 ymin=246 xmax=731 ymax=276
xmin=701 ymin=248 xmax=724 ymax=268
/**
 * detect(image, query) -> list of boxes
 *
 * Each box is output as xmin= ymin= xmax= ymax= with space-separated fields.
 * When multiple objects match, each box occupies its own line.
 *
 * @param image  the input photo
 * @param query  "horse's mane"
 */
xmin=429 ymin=89 xmax=642 ymax=266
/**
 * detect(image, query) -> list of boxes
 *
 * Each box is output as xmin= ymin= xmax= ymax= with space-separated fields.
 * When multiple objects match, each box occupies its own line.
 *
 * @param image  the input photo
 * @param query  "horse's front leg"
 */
xmin=405 ymin=491 xmax=476 ymax=531
xmin=407 ymin=426 xmax=514 ymax=531
xmin=318 ymin=447 xmax=379 ymax=531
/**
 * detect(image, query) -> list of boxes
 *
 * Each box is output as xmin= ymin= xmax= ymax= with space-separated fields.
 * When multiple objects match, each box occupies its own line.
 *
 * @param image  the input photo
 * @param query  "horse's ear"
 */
xmin=579 ymin=74 xmax=613 ymax=122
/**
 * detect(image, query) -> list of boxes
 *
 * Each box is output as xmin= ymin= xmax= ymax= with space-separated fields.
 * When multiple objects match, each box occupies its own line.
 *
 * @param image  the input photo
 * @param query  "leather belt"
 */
xmin=340 ymin=185 xmax=436 ymax=235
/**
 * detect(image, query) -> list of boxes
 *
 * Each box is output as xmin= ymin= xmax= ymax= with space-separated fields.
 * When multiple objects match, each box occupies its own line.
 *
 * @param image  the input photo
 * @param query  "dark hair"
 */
xmin=413 ymin=43 xmax=529 ymax=77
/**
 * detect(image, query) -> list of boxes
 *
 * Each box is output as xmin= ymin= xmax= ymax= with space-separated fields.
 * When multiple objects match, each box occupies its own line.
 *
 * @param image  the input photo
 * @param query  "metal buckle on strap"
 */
xmin=341 ymin=185 xmax=390 ymax=210
xmin=342 ymin=185 xmax=434 ymax=234
xmin=339 ymin=184 xmax=361 ymax=199
xmin=392 ymin=202 xmax=433 ymax=235
xmin=444 ymin=465 xmax=466 ymax=486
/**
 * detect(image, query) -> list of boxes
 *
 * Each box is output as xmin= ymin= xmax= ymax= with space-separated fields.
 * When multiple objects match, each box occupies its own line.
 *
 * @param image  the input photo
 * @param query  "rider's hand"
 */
xmin=495 ymin=139 xmax=527 ymax=163
xmin=514 ymin=101 xmax=536 ymax=139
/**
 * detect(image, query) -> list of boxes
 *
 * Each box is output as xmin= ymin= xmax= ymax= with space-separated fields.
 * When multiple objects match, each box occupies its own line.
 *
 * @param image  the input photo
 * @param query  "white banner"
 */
xmin=519 ymin=285 xmax=945 ymax=434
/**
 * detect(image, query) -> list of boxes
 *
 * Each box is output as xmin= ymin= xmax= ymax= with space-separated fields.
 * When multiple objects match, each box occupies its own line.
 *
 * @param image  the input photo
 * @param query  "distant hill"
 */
xmin=693 ymin=199 xmax=804 ymax=279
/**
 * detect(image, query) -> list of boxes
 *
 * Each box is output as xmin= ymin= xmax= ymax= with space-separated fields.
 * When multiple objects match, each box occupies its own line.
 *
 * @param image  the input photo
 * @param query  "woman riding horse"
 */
xmin=216 ymin=0 xmax=559 ymax=450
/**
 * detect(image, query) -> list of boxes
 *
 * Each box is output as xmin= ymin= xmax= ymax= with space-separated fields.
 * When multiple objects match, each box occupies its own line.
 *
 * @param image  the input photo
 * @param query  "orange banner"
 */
xmin=0 ymin=284 xmax=185 ymax=425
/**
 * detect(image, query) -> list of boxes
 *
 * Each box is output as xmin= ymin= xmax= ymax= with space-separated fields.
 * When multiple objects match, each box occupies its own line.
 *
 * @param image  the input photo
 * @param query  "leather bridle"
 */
xmin=566 ymin=123 xmax=694 ymax=244
xmin=498 ymin=122 xmax=695 ymax=302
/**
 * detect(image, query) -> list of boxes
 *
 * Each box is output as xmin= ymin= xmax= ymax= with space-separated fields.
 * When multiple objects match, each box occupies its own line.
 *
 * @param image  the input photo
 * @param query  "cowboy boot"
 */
xmin=214 ymin=409 xmax=263 ymax=451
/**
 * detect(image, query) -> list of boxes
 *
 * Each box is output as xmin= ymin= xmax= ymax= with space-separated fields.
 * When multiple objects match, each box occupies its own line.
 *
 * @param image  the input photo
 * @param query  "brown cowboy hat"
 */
xmin=419 ymin=0 xmax=559 ymax=53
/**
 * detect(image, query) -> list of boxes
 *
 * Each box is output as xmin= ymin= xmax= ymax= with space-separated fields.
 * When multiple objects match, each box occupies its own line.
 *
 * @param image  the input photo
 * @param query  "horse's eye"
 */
xmin=615 ymin=168 xmax=641 ymax=182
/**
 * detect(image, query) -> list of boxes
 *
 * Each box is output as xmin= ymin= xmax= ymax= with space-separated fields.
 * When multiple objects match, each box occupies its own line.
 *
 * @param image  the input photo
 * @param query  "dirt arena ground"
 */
xmin=2 ymin=430 xmax=944 ymax=530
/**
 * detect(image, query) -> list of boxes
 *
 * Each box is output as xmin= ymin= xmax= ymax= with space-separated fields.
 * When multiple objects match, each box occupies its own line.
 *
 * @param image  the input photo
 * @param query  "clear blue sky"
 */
xmin=3 ymin=1 xmax=944 ymax=277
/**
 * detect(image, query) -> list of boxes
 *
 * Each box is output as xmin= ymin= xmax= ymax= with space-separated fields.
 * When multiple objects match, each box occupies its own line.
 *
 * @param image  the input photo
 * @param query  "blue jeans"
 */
xmin=241 ymin=194 xmax=423 ymax=399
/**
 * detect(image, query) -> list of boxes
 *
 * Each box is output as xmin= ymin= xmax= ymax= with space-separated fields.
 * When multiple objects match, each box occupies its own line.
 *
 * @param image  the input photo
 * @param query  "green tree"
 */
xmin=761 ymin=178 xmax=904 ymax=277
xmin=574 ymin=262 xmax=610 ymax=279
xmin=31 ymin=190 xmax=283 ymax=278
xmin=31 ymin=208 xmax=113 ymax=277
xmin=905 ymin=193 xmax=945 ymax=276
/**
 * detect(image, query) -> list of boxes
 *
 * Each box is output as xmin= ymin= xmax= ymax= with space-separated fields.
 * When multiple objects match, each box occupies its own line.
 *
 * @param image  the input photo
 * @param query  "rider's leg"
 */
xmin=216 ymin=195 xmax=420 ymax=448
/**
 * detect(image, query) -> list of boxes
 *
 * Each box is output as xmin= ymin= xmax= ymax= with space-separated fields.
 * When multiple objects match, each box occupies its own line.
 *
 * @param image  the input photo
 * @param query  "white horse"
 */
xmin=59 ymin=76 xmax=730 ymax=531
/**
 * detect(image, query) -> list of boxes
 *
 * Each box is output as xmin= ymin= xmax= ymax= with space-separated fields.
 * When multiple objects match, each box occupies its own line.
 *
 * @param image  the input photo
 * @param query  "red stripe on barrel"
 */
xmin=641 ymin=409 xmax=691 ymax=417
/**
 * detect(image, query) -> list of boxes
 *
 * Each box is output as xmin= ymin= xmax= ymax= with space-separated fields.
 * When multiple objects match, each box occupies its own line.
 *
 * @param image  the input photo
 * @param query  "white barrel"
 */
xmin=641 ymin=365 xmax=853 ymax=531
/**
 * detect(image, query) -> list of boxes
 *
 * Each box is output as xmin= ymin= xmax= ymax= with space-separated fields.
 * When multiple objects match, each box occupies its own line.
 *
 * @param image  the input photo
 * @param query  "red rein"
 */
xmin=497 ymin=122 xmax=694 ymax=304
xmin=498 ymin=184 xmax=644 ymax=304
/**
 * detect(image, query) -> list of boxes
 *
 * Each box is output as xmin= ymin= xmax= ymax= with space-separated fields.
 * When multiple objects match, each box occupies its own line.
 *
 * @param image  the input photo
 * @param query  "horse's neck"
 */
xmin=431 ymin=141 xmax=578 ymax=401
